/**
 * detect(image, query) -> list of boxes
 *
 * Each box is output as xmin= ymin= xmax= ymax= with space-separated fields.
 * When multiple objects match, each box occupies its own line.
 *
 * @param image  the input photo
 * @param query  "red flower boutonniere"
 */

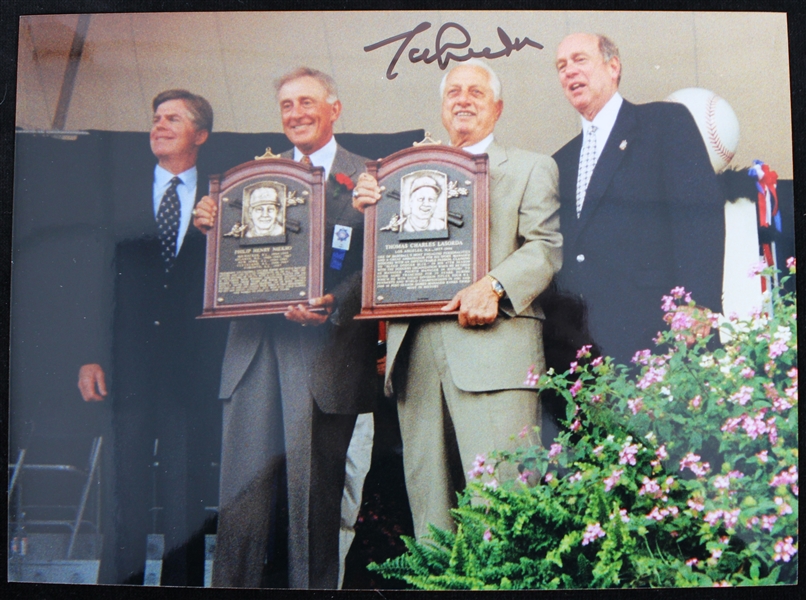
xmin=331 ymin=172 xmax=356 ymax=195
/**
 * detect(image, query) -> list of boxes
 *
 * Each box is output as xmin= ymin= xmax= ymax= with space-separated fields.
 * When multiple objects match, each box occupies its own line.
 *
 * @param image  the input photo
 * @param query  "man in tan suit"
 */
xmin=353 ymin=59 xmax=562 ymax=538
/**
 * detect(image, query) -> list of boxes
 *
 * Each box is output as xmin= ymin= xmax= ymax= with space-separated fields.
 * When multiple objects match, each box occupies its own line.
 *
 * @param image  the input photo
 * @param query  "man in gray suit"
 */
xmin=353 ymin=59 xmax=562 ymax=538
xmin=194 ymin=67 xmax=376 ymax=588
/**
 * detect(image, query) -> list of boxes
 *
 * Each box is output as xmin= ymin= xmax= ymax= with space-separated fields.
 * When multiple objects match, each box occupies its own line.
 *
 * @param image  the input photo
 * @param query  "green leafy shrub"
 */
xmin=370 ymin=261 xmax=798 ymax=588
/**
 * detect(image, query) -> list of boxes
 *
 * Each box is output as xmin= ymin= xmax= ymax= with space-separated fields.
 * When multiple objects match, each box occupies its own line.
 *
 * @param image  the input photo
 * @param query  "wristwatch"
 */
xmin=488 ymin=275 xmax=506 ymax=299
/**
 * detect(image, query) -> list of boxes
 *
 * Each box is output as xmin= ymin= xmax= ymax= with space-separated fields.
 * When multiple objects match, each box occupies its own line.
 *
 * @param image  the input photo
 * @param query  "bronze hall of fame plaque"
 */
xmin=359 ymin=141 xmax=489 ymax=319
xmin=201 ymin=151 xmax=326 ymax=318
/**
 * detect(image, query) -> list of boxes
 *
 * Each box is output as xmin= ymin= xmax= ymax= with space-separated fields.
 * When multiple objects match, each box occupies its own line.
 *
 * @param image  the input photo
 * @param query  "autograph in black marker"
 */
xmin=364 ymin=22 xmax=544 ymax=80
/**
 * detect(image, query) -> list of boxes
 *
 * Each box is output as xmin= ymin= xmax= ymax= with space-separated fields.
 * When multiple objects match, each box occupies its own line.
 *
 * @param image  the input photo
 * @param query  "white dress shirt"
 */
xmin=579 ymin=92 xmax=623 ymax=165
xmin=293 ymin=135 xmax=338 ymax=180
xmin=461 ymin=133 xmax=495 ymax=155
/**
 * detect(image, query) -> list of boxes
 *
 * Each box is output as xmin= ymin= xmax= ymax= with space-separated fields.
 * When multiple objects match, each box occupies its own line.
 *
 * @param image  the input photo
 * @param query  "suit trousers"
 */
xmin=213 ymin=320 xmax=357 ymax=589
xmin=395 ymin=321 xmax=540 ymax=539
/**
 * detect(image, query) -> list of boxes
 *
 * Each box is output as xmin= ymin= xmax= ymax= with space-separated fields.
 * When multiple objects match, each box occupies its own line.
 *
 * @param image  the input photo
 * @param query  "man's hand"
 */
xmin=284 ymin=294 xmax=335 ymax=326
xmin=78 ymin=363 xmax=108 ymax=402
xmin=441 ymin=277 xmax=499 ymax=328
xmin=193 ymin=196 xmax=217 ymax=233
xmin=352 ymin=173 xmax=383 ymax=213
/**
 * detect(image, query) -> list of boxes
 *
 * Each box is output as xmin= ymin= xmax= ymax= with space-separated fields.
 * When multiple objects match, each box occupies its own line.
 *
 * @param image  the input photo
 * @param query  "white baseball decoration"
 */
xmin=666 ymin=87 xmax=740 ymax=173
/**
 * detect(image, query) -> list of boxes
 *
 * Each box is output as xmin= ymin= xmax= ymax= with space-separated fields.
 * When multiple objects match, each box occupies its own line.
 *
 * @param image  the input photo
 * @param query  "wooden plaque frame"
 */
xmin=201 ymin=157 xmax=326 ymax=318
xmin=358 ymin=145 xmax=489 ymax=319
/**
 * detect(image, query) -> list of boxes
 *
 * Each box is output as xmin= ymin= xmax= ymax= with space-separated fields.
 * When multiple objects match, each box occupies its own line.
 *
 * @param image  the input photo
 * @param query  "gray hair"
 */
xmin=597 ymin=34 xmax=622 ymax=84
xmin=439 ymin=58 xmax=502 ymax=102
xmin=274 ymin=67 xmax=339 ymax=104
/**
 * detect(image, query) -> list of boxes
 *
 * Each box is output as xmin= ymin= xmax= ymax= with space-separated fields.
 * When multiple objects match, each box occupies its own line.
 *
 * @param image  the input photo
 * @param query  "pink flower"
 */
xmin=518 ymin=425 xmax=530 ymax=439
xmin=631 ymin=349 xmax=652 ymax=365
xmin=570 ymin=419 xmax=582 ymax=432
xmin=748 ymin=260 xmax=767 ymax=277
xmin=592 ymin=445 xmax=604 ymax=456
xmin=570 ymin=379 xmax=583 ymax=397
xmin=590 ymin=394 xmax=602 ymax=404
xmin=576 ymin=344 xmax=592 ymax=359
xmin=773 ymin=396 xmax=793 ymax=412
xmin=619 ymin=442 xmax=639 ymax=466
xmin=604 ymin=469 xmax=623 ymax=492
xmin=669 ymin=311 xmax=695 ymax=331
xmin=670 ymin=286 xmax=692 ymax=301
xmin=544 ymin=473 xmax=553 ymax=483
xmin=685 ymin=558 xmax=699 ymax=567
xmin=786 ymin=256 xmax=796 ymax=270
xmin=568 ymin=471 xmax=583 ymax=483
xmin=775 ymin=496 xmax=793 ymax=515
xmin=723 ymin=508 xmax=740 ymax=528
xmin=713 ymin=475 xmax=730 ymax=490
xmin=548 ymin=443 xmax=563 ymax=459
xmin=680 ymin=452 xmax=701 ymax=471
xmin=523 ymin=369 xmax=540 ymax=386
xmin=721 ymin=415 xmax=743 ymax=433
xmin=627 ymin=397 xmax=644 ymax=415
xmin=787 ymin=366 xmax=798 ymax=381
xmin=517 ymin=470 xmax=532 ymax=484
xmin=756 ymin=450 xmax=769 ymax=463
xmin=484 ymin=478 xmax=499 ymax=490
xmin=687 ymin=498 xmax=705 ymax=512
xmin=761 ymin=514 xmax=778 ymax=531
xmin=609 ymin=508 xmax=630 ymax=523
xmin=483 ymin=529 xmax=492 ymax=542
xmin=569 ymin=361 xmax=578 ymax=373
xmin=704 ymin=510 xmax=723 ymax=526
xmin=769 ymin=339 xmax=788 ymax=359
xmin=746 ymin=516 xmax=759 ymax=529
xmin=713 ymin=581 xmax=732 ymax=587
xmin=729 ymin=386 xmax=754 ymax=406
xmin=770 ymin=466 xmax=798 ymax=488
xmin=581 ymin=522 xmax=606 ymax=546
xmin=591 ymin=356 xmax=603 ymax=367
xmin=637 ymin=366 xmax=666 ymax=390
xmin=710 ymin=547 xmax=723 ymax=562
xmin=773 ymin=537 xmax=797 ymax=562
xmin=467 ymin=454 xmax=488 ymax=479
xmin=655 ymin=445 xmax=668 ymax=461
xmin=639 ymin=477 xmax=662 ymax=497
xmin=741 ymin=366 xmax=755 ymax=378
xmin=689 ymin=395 xmax=702 ymax=410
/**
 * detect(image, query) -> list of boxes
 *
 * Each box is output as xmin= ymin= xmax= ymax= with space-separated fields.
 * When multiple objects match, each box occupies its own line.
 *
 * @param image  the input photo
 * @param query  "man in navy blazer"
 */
xmin=77 ymin=90 xmax=224 ymax=585
xmin=551 ymin=33 xmax=724 ymax=365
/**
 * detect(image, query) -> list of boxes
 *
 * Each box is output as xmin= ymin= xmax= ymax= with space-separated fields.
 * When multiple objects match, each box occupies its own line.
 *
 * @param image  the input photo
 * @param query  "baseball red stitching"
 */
xmin=706 ymin=93 xmax=735 ymax=164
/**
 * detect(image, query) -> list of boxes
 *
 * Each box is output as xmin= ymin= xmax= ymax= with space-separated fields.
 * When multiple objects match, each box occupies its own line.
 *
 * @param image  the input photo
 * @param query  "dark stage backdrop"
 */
xmin=9 ymin=129 xmax=423 ymax=583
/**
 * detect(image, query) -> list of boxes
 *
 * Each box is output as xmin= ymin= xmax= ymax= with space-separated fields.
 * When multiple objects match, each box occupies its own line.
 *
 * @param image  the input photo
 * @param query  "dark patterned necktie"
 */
xmin=157 ymin=176 xmax=182 ymax=272
xmin=301 ymin=155 xmax=312 ymax=166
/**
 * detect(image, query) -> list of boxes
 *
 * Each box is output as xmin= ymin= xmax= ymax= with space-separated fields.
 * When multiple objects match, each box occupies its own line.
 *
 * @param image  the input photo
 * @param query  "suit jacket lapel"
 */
xmin=572 ymin=100 xmax=638 ymax=247
xmin=326 ymin=145 xmax=360 ymax=225
xmin=486 ymin=141 xmax=508 ymax=183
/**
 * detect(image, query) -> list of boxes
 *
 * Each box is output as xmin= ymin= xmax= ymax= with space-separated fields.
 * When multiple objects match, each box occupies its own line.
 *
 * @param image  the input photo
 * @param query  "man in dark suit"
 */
xmin=551 ymin=33 xmax=724 ymax=364
xmin=193 ymin=67 xmax=377 ymax=589
xmin=77 ymin=90 xmax=224 ymax=585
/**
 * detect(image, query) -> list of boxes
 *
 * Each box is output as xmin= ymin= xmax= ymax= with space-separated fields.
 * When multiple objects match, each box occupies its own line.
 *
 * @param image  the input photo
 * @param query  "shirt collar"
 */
xmin=580 ymin=92 xmax=623 ymax=135
xmin=459 ymin=133 xmax=495 ymax=155
xmin=154 ymin=163 xmax=197 ymax=191
xmin=293 ymin=136 xmax=338 ymax=179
